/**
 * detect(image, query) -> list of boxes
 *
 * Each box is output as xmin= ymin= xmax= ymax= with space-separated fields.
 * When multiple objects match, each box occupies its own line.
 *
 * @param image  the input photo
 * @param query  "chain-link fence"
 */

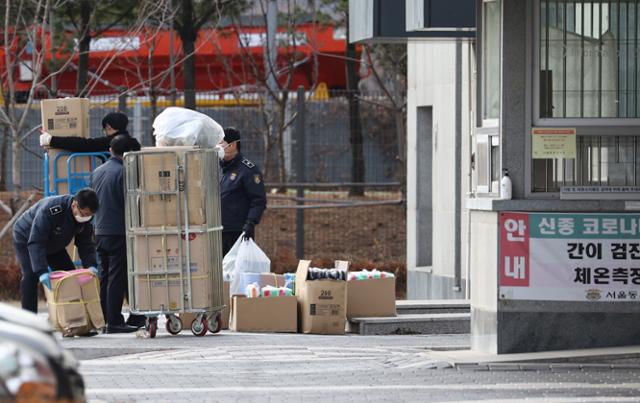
xmin=0 ymin=89 xmax=407 ymax=298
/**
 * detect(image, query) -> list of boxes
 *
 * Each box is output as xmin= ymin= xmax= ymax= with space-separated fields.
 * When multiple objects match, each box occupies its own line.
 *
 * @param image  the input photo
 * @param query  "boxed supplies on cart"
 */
xmin=346 ymin=270 xmax=397 ymax=318
xmin=134 ymin=147 xmax=207 ymax=227
xmin=131 ymin=229 xmax=215 ymax=311
xmin=43 ymin=269 xmax=105 ymax=336
xmin=124 ymin=145 xmax=225 ymax=337
xmin=295 ymin=260 xmax=348 ymax=335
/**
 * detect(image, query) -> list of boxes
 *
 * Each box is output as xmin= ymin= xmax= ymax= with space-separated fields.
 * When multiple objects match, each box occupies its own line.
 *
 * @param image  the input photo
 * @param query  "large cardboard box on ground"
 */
xmin=44 ymin=270 xmax=105 ymax=336
xmin=230 ymin=295 xmax=297 ymax=333
xmin=295 ymin=260 xmax=348 ymax=335
xmin=347 ymin=278 xmax=397 ymax=318
xmin=132 ymin=229 xmax=212 ymax=276
xmin=40 ymin=98 xmax=90 ymax=137
xmin=137 ymin=147 xmax=206 ymax=227
xmin=180 ymin=281 xmax=230 ymax=329
xmin=134 ymin=275 xmax=212 ymax=311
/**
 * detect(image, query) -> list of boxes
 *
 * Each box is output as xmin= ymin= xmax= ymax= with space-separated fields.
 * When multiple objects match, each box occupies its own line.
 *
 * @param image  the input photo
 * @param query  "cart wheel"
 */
xmin=148 ymin=317 xmax=158 ymax=338
xmin=191 ymin=317 xmax=208 ymax=337
xmin=208 ymin=313 xmax=222 ymax=334
xmin=165 ymin=315 xmax=182 ymax=335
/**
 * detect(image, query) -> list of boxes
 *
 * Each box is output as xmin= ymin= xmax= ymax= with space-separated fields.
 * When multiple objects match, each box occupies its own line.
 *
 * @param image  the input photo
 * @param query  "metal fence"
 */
xmin=0 ymin=89 xmax=406 ymax=296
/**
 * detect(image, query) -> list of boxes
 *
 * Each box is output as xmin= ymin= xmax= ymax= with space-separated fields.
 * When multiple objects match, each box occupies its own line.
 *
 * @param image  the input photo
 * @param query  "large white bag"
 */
xmin=153 ymin=107 xmax=224 ymax=148
xmin=223 ymin=234 xmax=270 ymax=296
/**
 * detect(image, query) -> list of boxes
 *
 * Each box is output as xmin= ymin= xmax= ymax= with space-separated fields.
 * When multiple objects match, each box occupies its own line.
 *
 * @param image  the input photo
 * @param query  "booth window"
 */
xmin=534 ymin=1 xmax=640 ymax=195
xmin=532 ymin=135 xmax=640 ymax=191
xmin=482 ymin=0 xmax=501 ymax=123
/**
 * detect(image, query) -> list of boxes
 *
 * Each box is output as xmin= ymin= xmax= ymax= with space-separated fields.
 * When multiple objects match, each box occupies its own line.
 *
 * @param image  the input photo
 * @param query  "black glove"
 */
xmin=242 ymin=221 xmax=255 ymax=240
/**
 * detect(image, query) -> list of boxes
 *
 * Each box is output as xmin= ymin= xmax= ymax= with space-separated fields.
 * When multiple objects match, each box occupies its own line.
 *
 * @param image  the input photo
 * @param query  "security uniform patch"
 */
xmin=229 ymin=172 xmax=237 ymax=181
xmin=254 ymin=175 xmax=262 ymax=184
xmin=49 ymin=205 xmax=62 ymax=215
xmin=242 ymin=158 xmax=255 ymax=169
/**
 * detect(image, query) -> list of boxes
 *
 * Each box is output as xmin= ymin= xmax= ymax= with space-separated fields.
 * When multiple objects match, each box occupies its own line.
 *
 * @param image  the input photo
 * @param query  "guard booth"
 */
xmin=350 ymin=0 xmax=640 ymax=353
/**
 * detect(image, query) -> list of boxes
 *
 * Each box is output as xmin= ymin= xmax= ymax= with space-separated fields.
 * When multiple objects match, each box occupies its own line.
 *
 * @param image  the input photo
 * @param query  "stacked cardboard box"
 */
xmin=136 ymin=148 xmax=206 ymax=227
xmin=129 ymin=147 xmax=224 ymax=317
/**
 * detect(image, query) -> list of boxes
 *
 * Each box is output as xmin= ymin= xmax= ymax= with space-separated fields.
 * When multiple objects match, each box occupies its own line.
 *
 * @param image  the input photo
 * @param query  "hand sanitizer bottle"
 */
xmin=500 ymin=169 xmax=512 ymax=200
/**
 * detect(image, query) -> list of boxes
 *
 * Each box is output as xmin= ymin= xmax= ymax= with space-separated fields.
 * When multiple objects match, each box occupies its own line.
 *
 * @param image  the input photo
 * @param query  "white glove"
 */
xmin=39 ymin=132 xmax=52 ymax=147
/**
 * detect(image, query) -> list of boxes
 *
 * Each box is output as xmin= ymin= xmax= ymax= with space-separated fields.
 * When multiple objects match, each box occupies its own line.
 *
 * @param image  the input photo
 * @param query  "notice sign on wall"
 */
xmin=532 ymin=128 xmax=576 ymax=159
xmin=499 ymin=212 xmax=640 ymax=302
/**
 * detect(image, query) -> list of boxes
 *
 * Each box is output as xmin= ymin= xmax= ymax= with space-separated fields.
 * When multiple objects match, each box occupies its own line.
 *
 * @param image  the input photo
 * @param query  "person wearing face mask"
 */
xmin=90 ymin=135 xmax=143 ymax=333
xmin=39 ymin=111 xmax=134 ymax=152
xmin=217 ymin=127 xmax=267 ymax=255
xmin=12 ymin=188 xmax=99 ymax=313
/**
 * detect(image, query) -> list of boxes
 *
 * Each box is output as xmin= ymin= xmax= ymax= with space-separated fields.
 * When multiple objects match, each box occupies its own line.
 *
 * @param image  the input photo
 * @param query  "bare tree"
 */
xmin=212 ymin=0 xmax=320 ymax=184
xmin=1 ymin=0 xmax=55 ymax=207
xmin=172 ymin=0 xmax=247 ymax=110
xmin=0 ymin=0 xmax=166 ymax=209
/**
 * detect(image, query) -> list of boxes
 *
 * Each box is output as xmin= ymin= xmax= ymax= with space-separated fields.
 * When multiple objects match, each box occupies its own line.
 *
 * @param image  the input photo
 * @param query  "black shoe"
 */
xmin=106 ymin=324 xmax=139 ymax=334
xmin=125 ymin=315 xmax=147 ymax=328
xmin=78 ymin=330 xmax=99 ymax=337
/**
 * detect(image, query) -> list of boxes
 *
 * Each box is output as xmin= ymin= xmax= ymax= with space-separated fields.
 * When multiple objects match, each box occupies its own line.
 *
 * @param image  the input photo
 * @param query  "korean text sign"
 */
xmin=499 ymin=212 xmax=640 ymax=301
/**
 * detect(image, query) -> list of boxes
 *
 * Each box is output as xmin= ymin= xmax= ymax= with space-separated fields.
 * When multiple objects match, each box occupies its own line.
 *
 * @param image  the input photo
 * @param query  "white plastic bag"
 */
xmin=223 ymin=234 xmax=270 ymax=295
xmin=153 ymin=106 xmax=224 ymax=148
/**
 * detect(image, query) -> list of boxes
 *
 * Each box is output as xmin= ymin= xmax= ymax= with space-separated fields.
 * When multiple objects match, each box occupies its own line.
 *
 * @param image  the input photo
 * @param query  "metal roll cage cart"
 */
xmin=124 ymin=148 xmax=224 ymax=338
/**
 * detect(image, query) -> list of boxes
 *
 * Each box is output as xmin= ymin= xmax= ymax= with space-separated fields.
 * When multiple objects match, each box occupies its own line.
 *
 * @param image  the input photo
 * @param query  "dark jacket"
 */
xmin=13 ymin=195 xmax=97 ymax=276
xmin=220 ymin=153 xmax=267 ymax=232
xmin=90 ymin=157 xmax=125 ymax=236
xmin=49 ymin=130 xmax=130 ymax=152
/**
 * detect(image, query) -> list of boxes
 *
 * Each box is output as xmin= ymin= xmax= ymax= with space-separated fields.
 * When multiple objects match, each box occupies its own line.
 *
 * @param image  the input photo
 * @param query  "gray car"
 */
xmin=0 ymin=303 xmax=85 ymax=401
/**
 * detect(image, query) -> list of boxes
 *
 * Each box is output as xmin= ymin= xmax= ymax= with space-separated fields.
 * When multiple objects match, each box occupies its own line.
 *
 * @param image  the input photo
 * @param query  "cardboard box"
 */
xmin=180 ymin=281 xmax=230 ymax=330
xmin=295 ymin=260 xmax=348 ymax=335
xmin=230 ymin=295 xmax=297 ymax=333
xmin=132 ymin=229 xmax=212 ymax=276
xmin=44 ymin=269 xmax=105 ymax=336
xmin=40 ymin=98 xmax=90 ymax=137
xmin=134 ymin=275 xmax=212 ymax=312
xmin=137 ymin=148 xmax=205 ymax=227
xmin=347 ymin=278 xmax=397 ymax=318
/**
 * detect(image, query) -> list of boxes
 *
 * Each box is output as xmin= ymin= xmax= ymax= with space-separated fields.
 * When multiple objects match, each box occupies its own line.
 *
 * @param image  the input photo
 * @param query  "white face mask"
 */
xmin=75 ymin=214 xmax=92 ymax=223
xmin=215 ymin=145 xmax=226 ymax=160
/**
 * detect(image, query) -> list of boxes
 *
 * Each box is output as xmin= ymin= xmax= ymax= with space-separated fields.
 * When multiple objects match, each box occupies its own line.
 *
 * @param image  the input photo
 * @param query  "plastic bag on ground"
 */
xmin=153 ymin=106 xmax=224 ymax=148
xmin=223 ymin=234 xmax=270 ymax=295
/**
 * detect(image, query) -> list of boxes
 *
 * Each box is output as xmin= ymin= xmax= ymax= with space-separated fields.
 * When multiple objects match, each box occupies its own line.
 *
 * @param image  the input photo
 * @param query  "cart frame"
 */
xmin=123 ymin=148 xmax=224 ymax=337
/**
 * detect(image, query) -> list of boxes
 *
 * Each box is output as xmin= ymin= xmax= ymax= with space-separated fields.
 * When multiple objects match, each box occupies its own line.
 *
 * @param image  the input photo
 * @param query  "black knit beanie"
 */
xmin=102 ymin=112 xmax=129 ymax=132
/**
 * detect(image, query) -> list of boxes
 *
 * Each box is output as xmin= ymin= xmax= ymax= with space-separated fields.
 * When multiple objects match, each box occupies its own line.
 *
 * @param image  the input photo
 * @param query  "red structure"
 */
xmin=1 ymin=23 xmax=354 ymax=99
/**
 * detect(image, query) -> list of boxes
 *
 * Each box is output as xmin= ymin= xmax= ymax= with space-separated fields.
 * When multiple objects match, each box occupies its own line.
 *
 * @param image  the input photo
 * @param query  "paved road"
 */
xmin=61 ymin=325 xmax=640 ymax=403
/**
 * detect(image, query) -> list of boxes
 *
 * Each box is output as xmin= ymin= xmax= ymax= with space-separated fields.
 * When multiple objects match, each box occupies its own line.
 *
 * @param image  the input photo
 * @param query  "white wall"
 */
xmin=407 ymin=40 xmax=474 ymax=298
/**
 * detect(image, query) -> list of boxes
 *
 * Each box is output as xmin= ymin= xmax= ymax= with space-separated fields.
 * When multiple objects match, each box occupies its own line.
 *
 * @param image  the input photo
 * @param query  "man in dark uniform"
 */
xmin=90 ymin=134 xmax=143 ymax=333
xmin=39 ymin=111 xmax=133 ymax=152
xmin=13 ymin=189 xmax=99 ymax=313
xmin=218 ymin=127 xmax=267 ymax=255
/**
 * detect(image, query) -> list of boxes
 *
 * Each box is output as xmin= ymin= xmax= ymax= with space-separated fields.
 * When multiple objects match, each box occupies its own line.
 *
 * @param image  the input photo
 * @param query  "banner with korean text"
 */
xmin=499 ymin=212 xmax=640 ymax=301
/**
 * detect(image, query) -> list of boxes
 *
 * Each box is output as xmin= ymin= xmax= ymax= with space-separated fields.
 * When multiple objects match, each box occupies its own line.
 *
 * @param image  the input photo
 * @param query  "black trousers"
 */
xmin=222 ymin=231 xmax=243 ymax=257
xmin=14 ymin=241 xmax=75 ymax=313
xmin=97 ymin=235 xmax=131 ymax=326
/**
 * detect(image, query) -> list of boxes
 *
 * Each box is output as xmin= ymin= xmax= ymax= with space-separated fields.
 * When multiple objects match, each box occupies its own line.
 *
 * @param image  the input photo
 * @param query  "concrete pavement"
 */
xmin=59 ymin=321 xmax=640 ymax=403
